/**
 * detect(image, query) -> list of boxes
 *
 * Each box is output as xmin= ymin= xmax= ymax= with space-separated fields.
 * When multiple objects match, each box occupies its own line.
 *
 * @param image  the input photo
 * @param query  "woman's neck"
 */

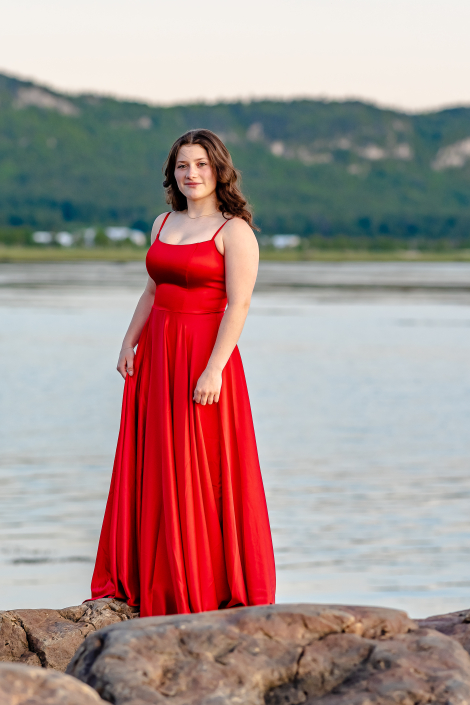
xmin=186 ymin=196 xmax=219 ymax=219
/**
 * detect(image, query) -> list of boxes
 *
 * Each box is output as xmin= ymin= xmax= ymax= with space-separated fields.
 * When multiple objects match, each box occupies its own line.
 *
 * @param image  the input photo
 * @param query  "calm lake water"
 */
xmin=1 ymin=261 xmax=470 ymax=619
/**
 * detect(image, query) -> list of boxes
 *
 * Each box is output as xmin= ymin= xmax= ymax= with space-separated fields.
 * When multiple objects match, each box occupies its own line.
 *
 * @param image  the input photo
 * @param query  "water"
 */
xmin=1 ymin=262 xmax=470 ymax=619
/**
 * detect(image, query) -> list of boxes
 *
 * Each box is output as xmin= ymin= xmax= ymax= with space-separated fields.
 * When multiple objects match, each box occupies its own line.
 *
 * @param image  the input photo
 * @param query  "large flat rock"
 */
xmin=0 ymin=598 xmax=139 ymax=672
xmin=0 ymin=662 xmax=103 ymax=704
xmin=418 ymin=608 xmax=470 ymax=655
xmin=67 ymin=603 xmax=470 ymax=705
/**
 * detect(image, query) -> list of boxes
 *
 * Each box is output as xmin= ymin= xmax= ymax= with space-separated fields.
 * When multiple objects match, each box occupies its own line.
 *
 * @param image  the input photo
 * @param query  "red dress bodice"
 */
xmin=146 ymin=214 xmax=228 ymax=314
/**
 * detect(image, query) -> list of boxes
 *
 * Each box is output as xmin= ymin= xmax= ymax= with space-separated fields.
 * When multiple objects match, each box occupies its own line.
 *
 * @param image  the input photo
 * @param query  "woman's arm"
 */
xmin=193 ymin=218 xmax=259 ymax=405
xmin=116 ymin=279 xmax=155 ymax=378
xmin=116 ymin=214 xmax=166 ymax=379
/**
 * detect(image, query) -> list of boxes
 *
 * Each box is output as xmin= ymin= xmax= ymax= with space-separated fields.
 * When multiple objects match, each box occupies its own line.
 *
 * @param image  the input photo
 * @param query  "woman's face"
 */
xmin=175 ymin=144 xmax=217 ymax=203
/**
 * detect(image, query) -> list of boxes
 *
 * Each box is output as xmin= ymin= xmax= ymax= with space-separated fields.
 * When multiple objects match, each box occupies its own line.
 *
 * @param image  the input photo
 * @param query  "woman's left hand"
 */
xmin=193 ymin=367 xmax=222 ymax=405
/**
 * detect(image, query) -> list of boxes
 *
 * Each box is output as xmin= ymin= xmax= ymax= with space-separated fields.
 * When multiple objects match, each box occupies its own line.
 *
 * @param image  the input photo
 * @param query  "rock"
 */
xmin=0 ymin=598 xmax=138 ymax=672
xmin=290 ymin=629 xmax=470 ymax=704
xmin=0 ymin=609 xmax=41 ymax=667
xmin=67 ymin=603 xmax=470 ymax=705
xmin=418 ymin=608 xmax=470 ymax=655
xmin=4 ymin=601 xmax=470 ymax=704
xmin=0 ymin=662 xmax=103 ymax=704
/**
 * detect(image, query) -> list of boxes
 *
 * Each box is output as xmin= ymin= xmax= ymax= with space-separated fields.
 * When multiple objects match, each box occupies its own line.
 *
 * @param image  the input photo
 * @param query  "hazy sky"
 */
xmin=1 ymin=0 xmax=469 ymax=112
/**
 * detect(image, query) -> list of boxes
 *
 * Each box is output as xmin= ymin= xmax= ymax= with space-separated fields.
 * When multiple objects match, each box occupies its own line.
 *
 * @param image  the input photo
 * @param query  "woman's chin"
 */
xmin=185 ymin=192 xmax=210 ymax=202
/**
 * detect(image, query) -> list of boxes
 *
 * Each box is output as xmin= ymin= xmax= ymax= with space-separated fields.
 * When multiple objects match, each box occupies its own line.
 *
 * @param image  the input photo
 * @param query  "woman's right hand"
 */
xmin=117 ymin=346 xmax=135 ymax=379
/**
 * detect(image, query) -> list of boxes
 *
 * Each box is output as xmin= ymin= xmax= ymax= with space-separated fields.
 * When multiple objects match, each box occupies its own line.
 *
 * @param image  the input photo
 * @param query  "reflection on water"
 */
xmin=1 ymin=263 xmax=470 ymax=618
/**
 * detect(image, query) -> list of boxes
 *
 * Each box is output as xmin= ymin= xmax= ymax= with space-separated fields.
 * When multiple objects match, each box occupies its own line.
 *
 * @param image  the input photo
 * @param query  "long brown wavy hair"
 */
xmin=163 ymin=129 xmax=257 ymax=229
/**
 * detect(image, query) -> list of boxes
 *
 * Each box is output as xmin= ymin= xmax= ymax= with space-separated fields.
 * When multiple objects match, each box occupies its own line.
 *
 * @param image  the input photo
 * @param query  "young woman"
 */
xmin=89 ymin=129 xmax=276 ymax=617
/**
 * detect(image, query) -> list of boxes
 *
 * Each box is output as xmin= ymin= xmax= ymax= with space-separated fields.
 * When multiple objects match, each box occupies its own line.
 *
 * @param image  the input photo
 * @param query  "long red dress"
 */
xmin=90 ymin=213 xmax=276 ymax=617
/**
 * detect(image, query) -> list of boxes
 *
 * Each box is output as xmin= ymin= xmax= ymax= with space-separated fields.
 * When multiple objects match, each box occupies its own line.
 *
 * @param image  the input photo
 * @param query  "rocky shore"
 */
xmin=2 ymin=600 xmax=470 ymax=704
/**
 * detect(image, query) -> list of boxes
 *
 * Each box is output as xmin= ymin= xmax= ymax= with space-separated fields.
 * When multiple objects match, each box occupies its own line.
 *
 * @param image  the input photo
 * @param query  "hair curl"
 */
xmin=163 ymin=129 xmax=257 ymax=229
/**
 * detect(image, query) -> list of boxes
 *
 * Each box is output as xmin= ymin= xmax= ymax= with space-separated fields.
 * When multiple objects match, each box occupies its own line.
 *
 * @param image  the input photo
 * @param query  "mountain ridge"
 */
xmin=1 ymin=71 xmax=470 ymax=242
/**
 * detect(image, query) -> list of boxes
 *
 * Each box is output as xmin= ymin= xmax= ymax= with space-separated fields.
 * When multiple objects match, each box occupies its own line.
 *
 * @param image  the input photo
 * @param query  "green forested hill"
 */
xmin=1 ymin=72 xmax=470 ymax=242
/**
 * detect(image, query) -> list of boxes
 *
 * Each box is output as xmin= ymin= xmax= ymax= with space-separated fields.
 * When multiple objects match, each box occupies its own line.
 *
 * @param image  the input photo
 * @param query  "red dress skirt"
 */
xmin=90 ymin=214 xmax=276 ymax=617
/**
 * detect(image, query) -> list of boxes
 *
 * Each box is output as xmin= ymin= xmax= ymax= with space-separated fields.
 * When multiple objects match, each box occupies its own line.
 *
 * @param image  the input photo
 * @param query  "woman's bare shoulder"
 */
xmin=150 ymin=212 xmax=171 ymax=244
xmin=223 ymin=216 xmax=256 ymax=240
xmin=221 ymin=217 xmax=258 ymax=259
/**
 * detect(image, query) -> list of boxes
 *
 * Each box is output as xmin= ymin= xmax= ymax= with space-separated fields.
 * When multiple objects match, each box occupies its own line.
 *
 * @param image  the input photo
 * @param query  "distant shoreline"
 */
xmin=1 ymin=246 xmax=470 ymax=263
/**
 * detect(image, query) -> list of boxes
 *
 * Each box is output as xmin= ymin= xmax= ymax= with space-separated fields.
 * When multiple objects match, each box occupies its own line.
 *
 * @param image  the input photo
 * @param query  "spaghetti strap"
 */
xmin=156 ymin=212 xmax=171 ymax=241
xmin=211 ymin=218 xmax=231 ymax=240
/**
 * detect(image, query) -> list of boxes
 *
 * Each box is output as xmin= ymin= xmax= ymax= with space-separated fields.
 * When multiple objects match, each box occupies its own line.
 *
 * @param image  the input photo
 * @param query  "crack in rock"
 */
xmin=0 ymin=598 xmax=139 ymax=672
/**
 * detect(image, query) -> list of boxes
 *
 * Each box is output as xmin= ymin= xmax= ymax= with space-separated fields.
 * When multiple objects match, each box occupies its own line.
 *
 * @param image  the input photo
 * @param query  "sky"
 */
xmin=1 ymin=0 xmax=469 ymax=112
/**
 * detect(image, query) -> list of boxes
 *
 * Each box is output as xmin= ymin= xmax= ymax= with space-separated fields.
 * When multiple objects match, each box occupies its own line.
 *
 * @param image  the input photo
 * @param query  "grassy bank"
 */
xmin=0 ymin=247 xmax=147 ymax=262
xmin=259 ymin=249 xmax=470 ymax=262
xmin=1 ymin=246 xmax=470 ymax=263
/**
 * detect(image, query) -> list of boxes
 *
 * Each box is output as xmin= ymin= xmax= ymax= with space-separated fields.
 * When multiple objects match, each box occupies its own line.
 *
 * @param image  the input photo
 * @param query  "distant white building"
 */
xmin=105 ymin=227 xmax=147 ymax=246
xmin=55 ymin=231 xmax=74 ymax=247
xmin=32 ymin=231 xmax=53 ymax=244
xmin=272 ymin=234 xmax=301 ymax=249
xmin=129 ymin=230 xmax=147 ymax=246
xmin=83 ymin=228 xmax=96 ymax=247
xmin=105 ymin=227 xmax=130 ymax=241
